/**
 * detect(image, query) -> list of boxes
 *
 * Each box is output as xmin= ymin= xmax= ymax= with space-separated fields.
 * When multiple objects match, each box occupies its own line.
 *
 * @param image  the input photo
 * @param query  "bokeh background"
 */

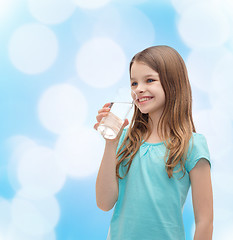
xmin=0 ymin=0 xmax=233 ymax=239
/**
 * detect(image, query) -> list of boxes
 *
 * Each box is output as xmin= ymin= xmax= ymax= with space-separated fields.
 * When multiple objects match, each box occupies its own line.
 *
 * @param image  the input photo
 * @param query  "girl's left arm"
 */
xmin=189 ymin=158 xmax=213 ymax=240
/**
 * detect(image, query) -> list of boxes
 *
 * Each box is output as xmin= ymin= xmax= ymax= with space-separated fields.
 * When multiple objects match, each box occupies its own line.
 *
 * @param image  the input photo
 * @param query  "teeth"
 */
xmin=138 ymin=97 xmax=152 ymax=102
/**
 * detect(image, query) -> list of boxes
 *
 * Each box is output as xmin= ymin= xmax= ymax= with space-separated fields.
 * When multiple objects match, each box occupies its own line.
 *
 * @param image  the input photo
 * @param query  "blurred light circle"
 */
xmin=178 ymin=2 xmax=230 ymax=48
xmin=0 ymin=0 xmax=13 ymax=20
xmin=7 ymin=136 xmax=38 ymax=191
xmin=170 ymin=0 xmax=212 ymax=14
xmin=213 ymin=206 xmax=233 ymax=225
xmin=73 ymin=0 xmax=111 ymax=9
xmin=7 ymin=136 xmax=37 ymax=151
xmin=210 ymin=51 xmax=233 ymax=120
xmin=214 ymin=225 xmax=233 ymax=240
xmin=55 ymin=127 xmax=104 ymax=178
xmin=212 ymin=169 xmax=233 ymax=236
xmin=193 ymin=110 xmax=212 ymax=136
xmin=187 ymin=47 xmax=228 ymax=91
xmin=38 ymin=84 xmax=88 ymax=134
xmin=116 ymin=7 xmax=155 ymax=56
xmin=93 ymin=7 xmax=121 ymax=39
xmin=212 ymin=204 xmax=233 ymax=240
xmin=115 ymin=0 xmax=147 ymax=4
xmin=193 ymin=108 xmax=233 ymax=158
xmin=8 ymin=23 xmax=58 ymax=74
xmin=17 ymin=145 xmax=66 ymax=199
xmin=28 ymin=0 xmax=76 ymax=25
xmin=6 ymin=226 xmax=56 ymax=240
xmin=71 ymin=9 xmax=97 ymax=45
xmin=212 ymin=171 xmax=233 ymax=199
xmin=218 ymin=0 xmax=233 ymax=17
xmin=11 ymin=195 xmax=59 ymax=236
xmin=76 ymin=37 xmax=126 ymax=88
xmin=0 ymin=198 xmax=11 ymax=234
xmin=71 ymin=6 xmax=121 ymax=46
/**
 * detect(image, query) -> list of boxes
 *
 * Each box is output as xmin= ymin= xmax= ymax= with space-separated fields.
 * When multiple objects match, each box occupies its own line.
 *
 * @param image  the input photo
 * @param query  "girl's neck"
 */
xmin=144 ymin=117 xmax=161 ymax=143
xmin=146 ymin=111 xmax=170 ymax=143
xmin=148 ymin=113 xmax=160 ymax=136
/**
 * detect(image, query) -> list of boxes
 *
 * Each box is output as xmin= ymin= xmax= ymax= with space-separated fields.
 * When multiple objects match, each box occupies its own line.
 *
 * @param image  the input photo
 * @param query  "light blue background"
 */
xmin=1 ymin=0 xmax=233 ymax=239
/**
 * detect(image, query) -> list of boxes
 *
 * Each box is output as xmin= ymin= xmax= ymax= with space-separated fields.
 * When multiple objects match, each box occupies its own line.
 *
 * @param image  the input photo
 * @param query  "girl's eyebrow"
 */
xmin=130 ymin=74 xmax=159 ymax=81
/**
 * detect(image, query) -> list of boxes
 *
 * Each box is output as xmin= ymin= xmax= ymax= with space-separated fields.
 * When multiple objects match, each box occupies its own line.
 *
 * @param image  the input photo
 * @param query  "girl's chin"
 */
xmin=138 ymin=108 xmax=149 ymax=114
xmin=136 ymin=104 xmax=154 ymax=114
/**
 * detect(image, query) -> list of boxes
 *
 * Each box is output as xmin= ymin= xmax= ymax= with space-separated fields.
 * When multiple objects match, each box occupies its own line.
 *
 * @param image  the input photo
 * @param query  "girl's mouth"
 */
xmin=137 ymin=97 xmax=154 ymax=104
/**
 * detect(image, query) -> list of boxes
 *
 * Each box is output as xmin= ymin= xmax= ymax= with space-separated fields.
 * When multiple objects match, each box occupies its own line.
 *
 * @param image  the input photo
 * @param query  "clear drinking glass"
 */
xmin=97 ymin=102 xmax=133 ymax=139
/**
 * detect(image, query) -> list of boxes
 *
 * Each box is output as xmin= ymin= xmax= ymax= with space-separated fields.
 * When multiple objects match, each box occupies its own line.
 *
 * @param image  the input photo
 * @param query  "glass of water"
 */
xmin=97 ymin=102 xmax=133 ymax=139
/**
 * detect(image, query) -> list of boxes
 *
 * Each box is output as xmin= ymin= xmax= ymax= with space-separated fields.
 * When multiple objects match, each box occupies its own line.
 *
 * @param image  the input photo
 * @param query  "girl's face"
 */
xmin=130 ymin=61 xmax=166 ymax=115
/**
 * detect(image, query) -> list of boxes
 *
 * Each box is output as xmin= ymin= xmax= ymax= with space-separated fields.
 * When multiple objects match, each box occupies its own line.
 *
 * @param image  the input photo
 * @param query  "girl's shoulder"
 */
xmin=190 ymin=132 xmax=208 ymax=144
xmin=189 ymin=131 xmax=209 ymax=152
xmin=185 ymin=132 xmax=210 ymax=173
xmin=192 ymin=131 xmax=205 ymax=137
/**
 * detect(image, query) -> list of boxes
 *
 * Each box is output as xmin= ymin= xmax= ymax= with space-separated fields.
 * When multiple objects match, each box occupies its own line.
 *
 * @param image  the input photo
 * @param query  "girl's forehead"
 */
xmin=130 ymin=61 xmax=159 ymax=78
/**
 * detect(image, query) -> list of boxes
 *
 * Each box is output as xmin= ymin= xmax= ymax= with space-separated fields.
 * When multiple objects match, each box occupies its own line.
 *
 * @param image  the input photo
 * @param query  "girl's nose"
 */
xmin=135 ymin=84 xmax=145 ymax=94
xmin=132 ymin=87 xmax=144 ymax=100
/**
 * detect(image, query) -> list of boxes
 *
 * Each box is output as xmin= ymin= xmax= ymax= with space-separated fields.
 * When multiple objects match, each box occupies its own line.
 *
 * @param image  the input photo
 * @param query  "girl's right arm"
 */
xmin=94 ymin=103 xmax=128 ymax=211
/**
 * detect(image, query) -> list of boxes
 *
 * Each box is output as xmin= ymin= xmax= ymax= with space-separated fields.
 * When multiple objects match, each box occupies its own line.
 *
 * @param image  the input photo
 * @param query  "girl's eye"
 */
xmin=147 ymin=79 xmax=155 ymax=83
xmin=131 ymin=82 xmax=137 ymax=86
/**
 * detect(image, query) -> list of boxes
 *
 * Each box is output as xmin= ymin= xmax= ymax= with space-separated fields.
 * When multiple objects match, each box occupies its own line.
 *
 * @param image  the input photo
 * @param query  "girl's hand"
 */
xmin=94 ymin=103 xmax=129 ymax=143
xmin=94 ymin=102 xmax=111 ymax=129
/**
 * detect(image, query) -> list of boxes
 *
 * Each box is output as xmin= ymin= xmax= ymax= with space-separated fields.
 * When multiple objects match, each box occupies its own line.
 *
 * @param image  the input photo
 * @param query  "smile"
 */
xmin=138 ymin=97 xmax=154 ymax=103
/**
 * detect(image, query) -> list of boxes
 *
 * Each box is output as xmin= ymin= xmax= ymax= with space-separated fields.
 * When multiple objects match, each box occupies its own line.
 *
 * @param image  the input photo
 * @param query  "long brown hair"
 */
xmin=116 ymin=45 xmax=196 ymax=179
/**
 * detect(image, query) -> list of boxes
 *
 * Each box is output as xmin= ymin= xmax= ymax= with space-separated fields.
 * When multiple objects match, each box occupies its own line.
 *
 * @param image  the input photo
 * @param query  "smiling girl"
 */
xmin=95 ymin=45 xmax=213 ymax=240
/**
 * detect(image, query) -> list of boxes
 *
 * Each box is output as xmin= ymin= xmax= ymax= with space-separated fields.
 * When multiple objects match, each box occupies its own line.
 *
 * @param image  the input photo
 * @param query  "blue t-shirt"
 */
xmin=107 ymin=128 xmax=210 ymax=240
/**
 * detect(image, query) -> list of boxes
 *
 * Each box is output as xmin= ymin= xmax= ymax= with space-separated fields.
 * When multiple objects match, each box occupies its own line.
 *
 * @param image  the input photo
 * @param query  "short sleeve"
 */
xmin=185 ymin=133 xmax=211 ymax=173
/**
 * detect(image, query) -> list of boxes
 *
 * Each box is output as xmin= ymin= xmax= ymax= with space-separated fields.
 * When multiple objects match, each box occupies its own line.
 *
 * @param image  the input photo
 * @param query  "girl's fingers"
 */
xmin=103 ymin=102 xmax=111 ymax=108
xmin=96 ymin=103 xmax=111 ymax=122
xmin=97 ymin=102 xmax=111 ymax=114
xmin=96 ymin=112 xmax=109 ymax=122
xmin=98 ymin=107 xmax=111 ymax=114
xmin=93 ymin=123 xmax=99 ymax=130
xmin=94 ymin=103 xmax=111 ymax=131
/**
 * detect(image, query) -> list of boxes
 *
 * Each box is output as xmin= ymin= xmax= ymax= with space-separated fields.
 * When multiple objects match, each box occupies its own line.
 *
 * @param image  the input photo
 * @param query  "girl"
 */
xmin=94 ymin=45 xmax=213 ymax=240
